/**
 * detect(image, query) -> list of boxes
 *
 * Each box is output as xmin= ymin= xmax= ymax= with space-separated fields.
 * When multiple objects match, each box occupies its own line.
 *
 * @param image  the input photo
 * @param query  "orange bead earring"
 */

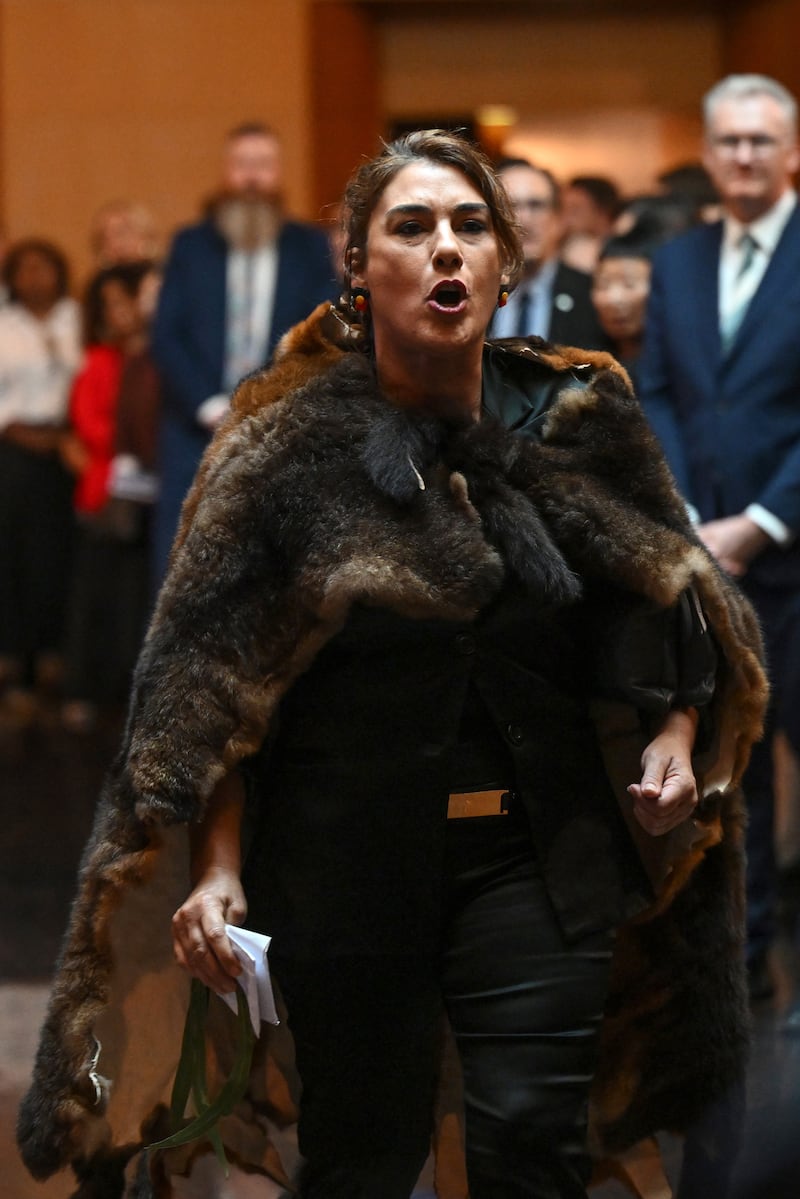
xmin=351 ymin=289 xmax=370 ymax=314
xmin=497 ymin=288 xmax=509 ymax=308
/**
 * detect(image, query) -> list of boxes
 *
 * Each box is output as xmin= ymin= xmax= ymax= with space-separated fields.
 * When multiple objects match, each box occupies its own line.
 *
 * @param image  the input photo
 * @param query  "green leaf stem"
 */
xmin=145 ymin=980 xmax=256 ymax=1173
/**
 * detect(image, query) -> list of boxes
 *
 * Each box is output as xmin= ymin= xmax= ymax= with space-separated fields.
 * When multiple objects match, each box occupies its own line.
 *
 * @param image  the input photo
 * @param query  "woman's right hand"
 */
xmin=172 ymin=866 xmax=248 ymax=996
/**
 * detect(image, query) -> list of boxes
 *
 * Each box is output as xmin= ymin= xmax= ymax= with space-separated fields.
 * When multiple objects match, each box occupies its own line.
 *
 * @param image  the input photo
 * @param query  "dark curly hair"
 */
xmin=3 ymin=238 xmax=71 ymax=304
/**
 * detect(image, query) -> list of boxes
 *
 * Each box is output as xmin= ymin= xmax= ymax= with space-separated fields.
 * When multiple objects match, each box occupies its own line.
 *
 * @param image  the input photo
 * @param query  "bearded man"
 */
xmin=151 ymin=122 xmax=335 ymax=583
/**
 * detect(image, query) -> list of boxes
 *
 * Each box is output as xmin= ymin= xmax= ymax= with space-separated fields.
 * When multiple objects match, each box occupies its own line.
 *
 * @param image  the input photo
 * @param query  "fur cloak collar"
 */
xmin=18 ymin=303 xmax=767 ymax=1196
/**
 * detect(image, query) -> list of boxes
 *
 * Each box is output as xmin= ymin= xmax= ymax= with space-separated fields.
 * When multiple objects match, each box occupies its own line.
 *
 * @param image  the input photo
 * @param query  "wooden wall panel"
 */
xmin=0 ymin=0 xmax=315 ymax=282
xmin=722 ymin=0 xmax=800 ymax=101
xmin=309 ymin=1 xmax=382 ymax=220
xmin=378 ymin=7 xmax=723 ymax=193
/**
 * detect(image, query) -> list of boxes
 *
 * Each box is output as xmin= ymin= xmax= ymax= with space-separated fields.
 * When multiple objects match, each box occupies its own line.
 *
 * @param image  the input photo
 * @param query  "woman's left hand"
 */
xmin=628 ymin=708 xmax=699 ymax=836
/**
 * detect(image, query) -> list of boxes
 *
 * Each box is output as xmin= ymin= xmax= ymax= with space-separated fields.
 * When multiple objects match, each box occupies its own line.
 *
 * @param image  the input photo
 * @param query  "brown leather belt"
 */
xmin=447 ymin=788 xmax=513 ymax=819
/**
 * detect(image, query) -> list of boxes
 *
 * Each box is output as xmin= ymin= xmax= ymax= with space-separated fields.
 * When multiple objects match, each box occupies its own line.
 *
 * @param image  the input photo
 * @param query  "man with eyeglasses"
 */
xmin=491 ymin=157 xmax=609 ymax=348
xmin=639 ymin=74 xmax=800 ymax=1012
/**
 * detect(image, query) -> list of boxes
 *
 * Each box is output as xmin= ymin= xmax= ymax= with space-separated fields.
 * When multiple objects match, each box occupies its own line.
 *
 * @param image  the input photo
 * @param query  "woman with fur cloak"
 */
xmin=19 ymin=132 xmax=766 ymax=1199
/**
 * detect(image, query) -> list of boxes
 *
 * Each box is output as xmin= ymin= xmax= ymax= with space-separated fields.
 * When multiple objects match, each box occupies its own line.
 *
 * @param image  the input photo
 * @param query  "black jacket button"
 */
xmin=455 ymin=633 xmax=476 ymax=656
xmin=506 ymin=723 xmax=524 ymax=745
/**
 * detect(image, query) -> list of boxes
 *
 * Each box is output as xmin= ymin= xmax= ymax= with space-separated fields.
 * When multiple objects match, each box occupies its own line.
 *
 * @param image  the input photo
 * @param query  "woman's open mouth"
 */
xmin=427 ymin=280 xmax=468 ymax=314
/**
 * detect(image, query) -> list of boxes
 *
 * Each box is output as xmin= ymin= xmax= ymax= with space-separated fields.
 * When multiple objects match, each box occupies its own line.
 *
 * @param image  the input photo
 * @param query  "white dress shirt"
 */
xmin=0 ymin=298 xmax=82 ymax=431
xmin=492 ymin=258 xmax=559 ymax=339
xmin=718 ymin=187 xmax=796 ymax=337
xmin=224 ymin=243 xmax=278 ymax=386
xmin=198 ymin=241 xmax=279 ymax=429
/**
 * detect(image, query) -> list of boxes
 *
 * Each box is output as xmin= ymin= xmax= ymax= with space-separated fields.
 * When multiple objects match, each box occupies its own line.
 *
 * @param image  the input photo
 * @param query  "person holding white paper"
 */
xmin=21 ymin=131 xmax=766 ymax=1199
xmin=164 ymin=133 xmax=764 ymax=1198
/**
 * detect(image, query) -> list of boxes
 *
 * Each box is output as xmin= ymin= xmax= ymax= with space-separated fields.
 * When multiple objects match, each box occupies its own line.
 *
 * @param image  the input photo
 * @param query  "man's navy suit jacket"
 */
xmin=638 ymin=204 xmax=800 ymax=589
xmin=151 ymin=218 xmax=336 ymax=580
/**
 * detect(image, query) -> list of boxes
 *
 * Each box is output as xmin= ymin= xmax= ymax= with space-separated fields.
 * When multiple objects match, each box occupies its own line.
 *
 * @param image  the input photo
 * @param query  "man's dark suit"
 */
xmin=638 ymin=201 xmax=800 ymax=969
xmin=151 ymin=218 xmax=336 ymax=582
xmin=639 ymin=206 xmax=800 ymax=587
xmin=491 ymin=261 xmax=610 ymax=349
xmin=547 ymin=262 xmax=610 ymax=348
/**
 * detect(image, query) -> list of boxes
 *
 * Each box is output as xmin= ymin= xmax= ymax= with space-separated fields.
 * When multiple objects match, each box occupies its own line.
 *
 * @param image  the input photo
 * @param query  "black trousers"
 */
xmin=0 ymin=440 xmax=74 ymax=679
xmin=738 ymin=577 xmax=799 ymax=966
xmin=270 ymin=810 xmax=615 ymax=1199
xmin=63 ymin=514 xmax=151 ymax=705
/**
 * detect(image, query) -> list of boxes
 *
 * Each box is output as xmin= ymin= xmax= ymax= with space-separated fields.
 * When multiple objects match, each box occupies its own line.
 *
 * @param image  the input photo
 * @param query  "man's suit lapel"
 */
xmin=689 ymin=223 xmax=723 ymax=367
xmin=270 ymin=223 xmax=297 ymax=354
xmin=548 ymin=263 xmax=572 ymax=344
xmin=728 ymin=201 xmax=800 ymax=358
xmin=206 ymin=229 xmax=228 ymax=382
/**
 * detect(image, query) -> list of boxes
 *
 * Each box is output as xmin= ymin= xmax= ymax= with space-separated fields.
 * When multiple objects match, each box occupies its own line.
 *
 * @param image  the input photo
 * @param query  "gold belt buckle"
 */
xmin=447 ymin=788 xmax=513 ymax=819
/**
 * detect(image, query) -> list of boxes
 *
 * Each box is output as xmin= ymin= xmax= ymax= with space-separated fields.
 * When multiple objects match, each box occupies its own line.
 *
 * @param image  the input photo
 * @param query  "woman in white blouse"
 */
xmin=0 ymin=238 xmax=82 ymax=719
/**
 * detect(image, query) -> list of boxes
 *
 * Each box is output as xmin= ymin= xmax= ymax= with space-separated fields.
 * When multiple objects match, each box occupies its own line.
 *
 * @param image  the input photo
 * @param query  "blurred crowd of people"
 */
xmin=0 ymin=221 xmax=160 ymax=733
xmin=0 ymin=221 xmax=164 ymax=733
xmin=0 ymin=122 xmax=336 ymax=734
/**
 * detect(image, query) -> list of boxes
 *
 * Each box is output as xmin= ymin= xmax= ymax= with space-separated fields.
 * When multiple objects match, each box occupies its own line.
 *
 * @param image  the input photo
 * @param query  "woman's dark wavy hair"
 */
xmin=3 ymin=238 xmax=71 ymax=303
xmin=83 ymin=260 xmax=155 ymax=346
xmin=341 ymin=129 xmax=524 ymax=300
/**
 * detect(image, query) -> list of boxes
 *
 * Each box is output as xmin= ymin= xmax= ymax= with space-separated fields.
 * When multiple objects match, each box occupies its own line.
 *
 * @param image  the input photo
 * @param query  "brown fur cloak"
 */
xmin=18 ymin=303 xmax=767 ymax=1196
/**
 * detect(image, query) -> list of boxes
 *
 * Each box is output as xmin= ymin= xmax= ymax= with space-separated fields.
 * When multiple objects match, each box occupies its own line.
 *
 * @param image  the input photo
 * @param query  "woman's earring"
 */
xmin=351 ymin=288 xmax=370 ymax=315
xmin=497 ymin=288 xmax=509 ymax=308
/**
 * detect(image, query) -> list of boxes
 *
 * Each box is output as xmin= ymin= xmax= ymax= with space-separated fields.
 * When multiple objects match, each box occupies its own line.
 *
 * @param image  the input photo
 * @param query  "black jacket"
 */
xmin=549 ymin=260 xmax=611 ymax=349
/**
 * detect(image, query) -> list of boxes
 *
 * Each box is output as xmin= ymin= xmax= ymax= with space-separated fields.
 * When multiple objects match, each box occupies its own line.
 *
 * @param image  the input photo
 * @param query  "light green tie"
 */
xmin=721 ymin=232 xmax=760 ymax=354
xmin=737 ymin=231 xmax=758 ymax=280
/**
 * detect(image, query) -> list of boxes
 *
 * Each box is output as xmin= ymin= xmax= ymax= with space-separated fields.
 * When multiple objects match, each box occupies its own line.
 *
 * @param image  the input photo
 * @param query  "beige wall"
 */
xmin=378 ymin=8 xmax=723 ymax=194
xmin=0 ymin=0 xmax=316 ymax=282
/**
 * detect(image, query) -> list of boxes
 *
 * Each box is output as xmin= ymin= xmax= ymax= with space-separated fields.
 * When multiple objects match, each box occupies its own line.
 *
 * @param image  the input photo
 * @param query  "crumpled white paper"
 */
xmin=221 ymin=924 xmax=280 ymax=1034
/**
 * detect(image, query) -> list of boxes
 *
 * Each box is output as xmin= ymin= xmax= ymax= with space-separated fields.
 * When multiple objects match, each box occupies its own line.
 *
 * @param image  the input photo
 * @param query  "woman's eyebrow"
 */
xmin=454 ymin=202 xmax=491 ymax=215
xmin=385 ymin=201 xmax=491 ymax=218
xmin=385 ymin=203 xmax=432 ymax=219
